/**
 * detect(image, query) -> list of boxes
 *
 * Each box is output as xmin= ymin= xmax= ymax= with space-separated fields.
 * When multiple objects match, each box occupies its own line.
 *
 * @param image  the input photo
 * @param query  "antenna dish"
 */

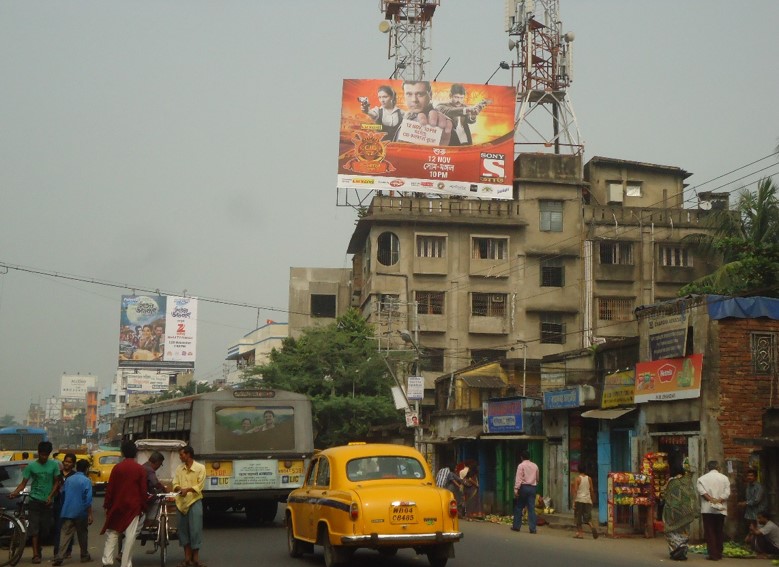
xmin=378 ymin=20 xmax=391 ymax=33
xmin=508 ymin=38 xmax=517 ymax=51
xmin=564 ymin=31 xmax=575 ymax=42
xmin=699 ymin=201 xmax=713 ymax=210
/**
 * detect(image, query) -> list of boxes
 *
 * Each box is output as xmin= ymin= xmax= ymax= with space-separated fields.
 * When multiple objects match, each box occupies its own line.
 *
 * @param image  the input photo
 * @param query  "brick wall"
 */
xmin=717 ymin=318 xmax=779 ymax=463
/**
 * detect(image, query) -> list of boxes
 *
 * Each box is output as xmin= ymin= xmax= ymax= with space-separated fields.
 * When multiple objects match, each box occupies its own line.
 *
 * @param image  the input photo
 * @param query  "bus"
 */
xmin=0 ymin=426 xmax=48 ymax=453
xmin=121 ymin=388 xmax=314 ymax=523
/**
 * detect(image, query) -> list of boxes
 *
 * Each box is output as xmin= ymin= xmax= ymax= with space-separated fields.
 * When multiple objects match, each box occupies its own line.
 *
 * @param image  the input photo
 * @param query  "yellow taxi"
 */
xmin=88 ymin=450 xmax=122 ymax=492
xmin=286 ymin=443 xmax=461 ymax=567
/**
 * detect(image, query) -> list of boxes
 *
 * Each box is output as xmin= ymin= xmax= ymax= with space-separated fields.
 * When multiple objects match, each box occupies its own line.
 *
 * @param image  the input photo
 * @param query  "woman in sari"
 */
xmin=662 ymin=457 xmax=700 ymax=561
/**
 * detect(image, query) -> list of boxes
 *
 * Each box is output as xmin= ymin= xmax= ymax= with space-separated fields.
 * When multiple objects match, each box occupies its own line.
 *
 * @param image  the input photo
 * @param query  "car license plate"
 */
xmin=390 ymin=505 xmax=417 ymax=524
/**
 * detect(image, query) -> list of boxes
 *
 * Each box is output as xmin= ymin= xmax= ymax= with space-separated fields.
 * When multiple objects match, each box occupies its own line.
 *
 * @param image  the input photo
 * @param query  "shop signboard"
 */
xmin=634 ymin=354 xmax=703 ymax=403
xmin=647 ymin=309 xmax=689 ymax=361
xmin=601 ymin=369 xmax=635 ymax=408
xmin=543 ymin=387 xmax=581 ymax=410
xmin=483 ymin=398 xmax=523 ymax=433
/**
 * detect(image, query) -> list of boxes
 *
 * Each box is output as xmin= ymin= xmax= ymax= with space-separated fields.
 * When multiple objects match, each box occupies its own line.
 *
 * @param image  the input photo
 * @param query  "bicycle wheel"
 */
xmin=0 ymin=513 xmax=26 ymax=567
xmin=158 ymin=514 xmax=168 ymax=567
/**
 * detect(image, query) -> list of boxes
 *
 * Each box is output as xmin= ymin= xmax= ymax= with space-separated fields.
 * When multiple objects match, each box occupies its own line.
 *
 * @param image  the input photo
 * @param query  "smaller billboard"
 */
xmin=125 ymin=371 xmax=171 ymax=393
xmin=634 ymin=354 xmax=703 ymax=403
xmin=60 ymin=374 xmax=97 ymax=399
xmin=543 ymin=387 xmax=581 ymax=410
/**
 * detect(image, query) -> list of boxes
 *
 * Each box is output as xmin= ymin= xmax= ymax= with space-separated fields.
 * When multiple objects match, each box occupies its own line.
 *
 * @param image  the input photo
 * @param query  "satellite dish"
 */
xmin=508 ymin=39 xmax=517 ymax=51
xmin=699 ymin=201 xmax=712 ymax=210
xmin=378 ymin=21 xmax=391 ymax=33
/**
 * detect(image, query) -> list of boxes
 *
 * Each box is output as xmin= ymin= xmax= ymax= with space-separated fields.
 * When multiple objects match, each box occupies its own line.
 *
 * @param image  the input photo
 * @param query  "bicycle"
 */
xmin=0 ymin=492 xmax=29 ymax=567
xmin=137 ymin=492 xmax=178 ymax=567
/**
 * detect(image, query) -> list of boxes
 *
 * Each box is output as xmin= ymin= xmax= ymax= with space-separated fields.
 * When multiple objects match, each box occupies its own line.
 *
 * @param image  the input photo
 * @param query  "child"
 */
xmin=573 ymin=466 xmax=598 ymax=539
xmin=52 ymin=459 xmax=93 ymax=565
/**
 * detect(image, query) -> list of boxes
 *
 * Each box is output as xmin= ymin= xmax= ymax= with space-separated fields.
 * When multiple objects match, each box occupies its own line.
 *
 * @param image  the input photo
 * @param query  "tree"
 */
xmin=243 ymin=309 xmax=405 ymax=448
xmin=0 ymin=414 xmax=19 ymax=427
xmin=680 ymin=177 xmax=779 ymax=296
xmin=144 ymin=379 xmax=216 ymax=403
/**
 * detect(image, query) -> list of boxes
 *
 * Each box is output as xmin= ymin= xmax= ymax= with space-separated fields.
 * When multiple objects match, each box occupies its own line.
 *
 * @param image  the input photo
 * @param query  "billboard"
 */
xmin=125 ymin=370 xmax=171 ymax=393
xmin=60 ymin=374 xmax=97 ymax=399
xmin=337 ymin=79 xmax=515 ymax=200
xmin=119 ymin=295 xmax=197 ymax=369
xmin=634 ymin=354 xmax=703 ymax=403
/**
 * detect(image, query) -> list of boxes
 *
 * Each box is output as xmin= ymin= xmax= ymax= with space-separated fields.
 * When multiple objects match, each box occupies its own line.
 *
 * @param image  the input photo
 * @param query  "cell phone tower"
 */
xmin=505 ymin=0 xmax=582 ymax=155
xmin=379 ymin=0 xmax=440 ymax=81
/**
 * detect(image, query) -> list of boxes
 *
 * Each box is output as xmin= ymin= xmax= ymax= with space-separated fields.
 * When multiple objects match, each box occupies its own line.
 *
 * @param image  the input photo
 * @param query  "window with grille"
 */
xmin=472 ymin=237 xmax=508 ymax=260
xmin=600 ymin=241 xmax=634 ymax=265
xmin=540 ymin=257 xmax=564 ymax=287
xmin=471 ymin=293 xmax=506 ymax=317
xmin=311 ymin=294 xmax=336 ymax=318
xmin=540 ymin=200 xmax=563 ymax=232
xmin=470 ymin=349 xmax=506 ymax=364
xmin=417 ymin=235 xmax=445 ymax=258
xmin=378 ymin=294 xmax=400 ymax=315
xmin=377 ymin=231 xmax=399 ymax=266
xmin=660 ymin=246 xmax=693 ymax=267
xmin=597 ymin=297 xmax=634 ymax=321
xmin=540 ymin=313 xmax=565 ymax=344
xmin=416 ymin=291 xmax=444 ymax=315
xmin=420 ymin=348 xmax=445 ymax=372
xmin=751 ymin=333 xmax=777 ymax=375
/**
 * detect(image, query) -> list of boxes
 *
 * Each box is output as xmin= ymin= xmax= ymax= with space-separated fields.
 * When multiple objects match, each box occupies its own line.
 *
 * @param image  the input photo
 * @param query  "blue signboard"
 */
xmin=484 ymin=398 xmax=523 ymax=433
xmin=543 ymin=387 xmax=581 ymax=410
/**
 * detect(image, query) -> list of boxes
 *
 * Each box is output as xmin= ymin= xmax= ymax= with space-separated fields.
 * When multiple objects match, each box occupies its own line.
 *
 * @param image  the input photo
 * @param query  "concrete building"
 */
xmin=288 ymin=267 xmax=352 ymax=340
xmin=224 ymin=320 xmax=289 ymax=385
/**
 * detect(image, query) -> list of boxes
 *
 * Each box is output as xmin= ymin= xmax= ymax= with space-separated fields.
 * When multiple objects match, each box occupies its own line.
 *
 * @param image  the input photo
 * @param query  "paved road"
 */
xmin=14 ymin=499 xmax=770 ymax=567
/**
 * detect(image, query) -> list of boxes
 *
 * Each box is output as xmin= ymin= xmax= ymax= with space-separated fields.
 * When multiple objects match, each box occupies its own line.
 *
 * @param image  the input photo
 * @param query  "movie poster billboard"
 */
xmin=119 ymin=295 xmax=197 ymax=369
xmin=634 ymin=354 xmax=703 ymax=403
xmin=337 ymin=79 xmax=516 ymax=200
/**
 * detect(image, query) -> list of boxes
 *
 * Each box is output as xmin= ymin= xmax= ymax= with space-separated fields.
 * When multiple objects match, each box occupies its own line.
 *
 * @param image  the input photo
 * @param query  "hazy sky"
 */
xmin=1 ymin=1 xmax=778 ymax=421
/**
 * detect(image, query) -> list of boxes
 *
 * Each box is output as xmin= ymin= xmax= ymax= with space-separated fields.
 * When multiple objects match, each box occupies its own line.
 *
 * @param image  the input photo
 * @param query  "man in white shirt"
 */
xmin=697 ymin=460 xmax=731 ymax=561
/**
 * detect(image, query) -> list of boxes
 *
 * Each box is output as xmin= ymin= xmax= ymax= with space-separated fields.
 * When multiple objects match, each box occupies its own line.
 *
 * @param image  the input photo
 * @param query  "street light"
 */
xmin=485 ymin=61 xmax=510 ymax=84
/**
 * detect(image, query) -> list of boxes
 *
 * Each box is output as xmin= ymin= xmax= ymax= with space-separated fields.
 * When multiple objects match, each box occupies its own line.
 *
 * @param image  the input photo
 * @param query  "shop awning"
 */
xmin=449 ymin=425 xmax=485 ymax=440
xmin=581 ymin=407 xmax=636 ymax=420
xmin=460 ymin=362 xmax=508 ymax=388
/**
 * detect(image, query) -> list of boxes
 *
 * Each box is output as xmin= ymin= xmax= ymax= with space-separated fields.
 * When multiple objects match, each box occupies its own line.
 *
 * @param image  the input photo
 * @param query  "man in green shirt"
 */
xmin=10 ymin=441 xmax=60 ymax=564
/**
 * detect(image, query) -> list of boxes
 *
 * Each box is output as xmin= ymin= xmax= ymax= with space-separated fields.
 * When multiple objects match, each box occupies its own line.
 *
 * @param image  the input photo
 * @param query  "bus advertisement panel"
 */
xmin=118 ymin=295 xmax=197 ymax=369
xmin=337 ymin=79 xmax=515 ymax=200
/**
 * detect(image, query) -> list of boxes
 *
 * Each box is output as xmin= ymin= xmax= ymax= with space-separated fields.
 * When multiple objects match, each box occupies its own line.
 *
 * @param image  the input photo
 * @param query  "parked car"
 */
xmin=286 ymin=443 xmax=462 ymax=567
xmin=88 ymin=450 xmax=122 ymax=492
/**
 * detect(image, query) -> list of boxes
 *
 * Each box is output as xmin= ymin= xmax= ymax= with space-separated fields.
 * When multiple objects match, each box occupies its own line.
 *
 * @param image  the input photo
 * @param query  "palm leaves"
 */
xmin=681 ymin=177 xmax=779 ymax=296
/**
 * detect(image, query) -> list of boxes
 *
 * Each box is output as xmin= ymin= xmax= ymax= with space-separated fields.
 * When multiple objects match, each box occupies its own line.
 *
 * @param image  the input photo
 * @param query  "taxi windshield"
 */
xmin=346 ymin=456 xmax=425 ymax=481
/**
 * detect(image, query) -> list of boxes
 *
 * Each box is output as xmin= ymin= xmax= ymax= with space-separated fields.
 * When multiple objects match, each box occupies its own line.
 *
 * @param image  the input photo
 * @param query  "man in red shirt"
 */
xmin=100 ymin=440 xmax=147 ymax=567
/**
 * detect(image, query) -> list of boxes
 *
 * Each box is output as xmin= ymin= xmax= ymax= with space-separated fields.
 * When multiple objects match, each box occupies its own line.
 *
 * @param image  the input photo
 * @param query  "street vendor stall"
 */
xmin=606 ymin=472 xmax=653 ymax=537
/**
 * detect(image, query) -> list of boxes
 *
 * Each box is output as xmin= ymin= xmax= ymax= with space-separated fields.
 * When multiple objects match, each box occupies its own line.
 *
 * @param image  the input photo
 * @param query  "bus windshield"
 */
xmin=214 ymin=405 xmax=295 ymax=451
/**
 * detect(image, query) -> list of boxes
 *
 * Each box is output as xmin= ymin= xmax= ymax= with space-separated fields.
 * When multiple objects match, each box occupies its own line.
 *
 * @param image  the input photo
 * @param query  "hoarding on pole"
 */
xmin=119 ymin=295 xmax=197 ymax=369
xmin=337 ymin=79 xmax=516 ymax=200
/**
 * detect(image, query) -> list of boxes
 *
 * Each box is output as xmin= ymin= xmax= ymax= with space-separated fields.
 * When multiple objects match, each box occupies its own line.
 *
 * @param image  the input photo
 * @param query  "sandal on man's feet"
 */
xmin=174 ymin=562 xmax=190 ymax=567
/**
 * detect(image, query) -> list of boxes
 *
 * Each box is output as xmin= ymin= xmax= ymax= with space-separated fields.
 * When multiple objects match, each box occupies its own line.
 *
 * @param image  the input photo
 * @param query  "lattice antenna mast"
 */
xmin=381 ymin=1 xmax=439 ymax=81
xmin=505 ymin=0 xmax=582 ymax=155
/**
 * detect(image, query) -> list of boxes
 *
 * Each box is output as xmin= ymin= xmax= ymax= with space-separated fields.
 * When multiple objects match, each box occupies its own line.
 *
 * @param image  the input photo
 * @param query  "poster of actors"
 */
xmin=337 ymin=79 xmax=516 ymax=200
xmin=118 ymin=294 xmax=197 ymax=368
